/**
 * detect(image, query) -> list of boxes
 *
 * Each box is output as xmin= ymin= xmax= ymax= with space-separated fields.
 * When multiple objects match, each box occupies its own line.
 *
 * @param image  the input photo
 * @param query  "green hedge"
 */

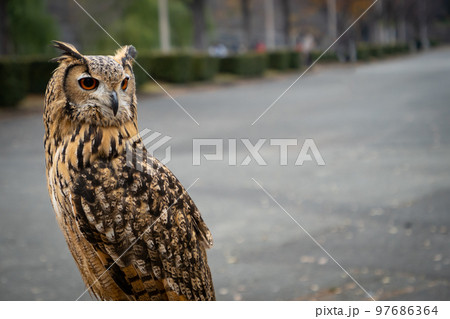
xmin=267 ymin=51 xmax=302 ymax=70
xmin=0 ymin=59 xmax=29 ymax=107
xmin=135 ymin=53 xmax=218 ymax=85
xmin=133 ymin=53 xmax=153 ymax=87
xmin=267 ymin=51 xmax=290 ymax=70
xmin=356 ymin=45 xmax=371 ymax=61
xmin=0 ymin=56 xmax=58 ymax=107
xmin=218 ymin=53 xmax=266 ymax=77
xmin=357 ymin=43 xmax=410 ymax=61
xmin=369 ymin=45 xmax=385 ymax=58
xmin=430 ymin=39 xmax=440 ymax=48
xmin=0 ymin=45 xmax=413 ymax=107
xmin=136 ymin=53 xmax=193 ymax=84
xmin=382 ymin=43 xmax=410 ymax=55
xmin=288 ymin=51 xmax=302 ymax=69
xmin=0 ymin=53 xmax=219 ymax=106
xmin=192 ymin=55 xmax=219 ymax=81
xmin=150 ymin=54 xmax=193 ymax=83
xmin=28 ymin=58 xmax=57 ymax=94
xmin=310 ymin=50 xmax=339 ymax=63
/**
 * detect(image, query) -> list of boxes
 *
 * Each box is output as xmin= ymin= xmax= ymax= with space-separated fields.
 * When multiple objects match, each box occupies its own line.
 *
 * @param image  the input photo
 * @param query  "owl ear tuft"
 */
xmin=114 ymin=45 xmax=137 ymax=66
xmin=51 ymin=41 xmax=85 ymax=63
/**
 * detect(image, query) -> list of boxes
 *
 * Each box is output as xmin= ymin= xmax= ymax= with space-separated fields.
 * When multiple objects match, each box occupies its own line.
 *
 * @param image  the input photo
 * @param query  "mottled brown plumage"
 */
xmin=44 ymin=41 xmax=215 ymax=301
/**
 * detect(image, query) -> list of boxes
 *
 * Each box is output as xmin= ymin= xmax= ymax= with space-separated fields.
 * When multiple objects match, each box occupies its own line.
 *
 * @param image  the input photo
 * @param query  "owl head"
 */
xmin=49 ymin=41 xmax=138 ymax=127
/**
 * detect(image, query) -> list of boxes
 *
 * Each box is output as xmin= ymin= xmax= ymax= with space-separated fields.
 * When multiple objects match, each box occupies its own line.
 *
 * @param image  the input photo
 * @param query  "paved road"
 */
xmin=1 ymin=48 xmax=449 ymax=301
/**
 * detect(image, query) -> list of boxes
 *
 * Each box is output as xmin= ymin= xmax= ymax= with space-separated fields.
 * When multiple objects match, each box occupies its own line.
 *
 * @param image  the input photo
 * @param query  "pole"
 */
xmin=418 ymin=0 xmax=429 ymax=50
xmin=241 ymin=0 xmax=251 ymax=50
xmin=327 ymin=0 xmax=337 ymax=40
xmin=264 ymin=0 xmax=275 ymax=50
xmin=158 ymin=0 xmax=171 ymax=52
xmin=397 ymin=0 xmax=407 ymax=43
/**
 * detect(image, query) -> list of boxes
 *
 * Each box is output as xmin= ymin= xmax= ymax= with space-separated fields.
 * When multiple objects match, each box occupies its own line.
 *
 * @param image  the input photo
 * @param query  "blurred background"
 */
xmin=1 ymin=0 xmax=450 ymax=106
xmin=2 ymin=0 xmax=450 ymax=54
xmin=0 ymin=0 xmax=449 ymax=301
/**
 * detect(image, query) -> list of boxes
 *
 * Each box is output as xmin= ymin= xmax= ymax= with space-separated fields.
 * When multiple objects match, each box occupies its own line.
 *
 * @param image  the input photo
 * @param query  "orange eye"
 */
xmin=121 ymin=78 xmax=129 ymax=90
xmin=78 ymin=77 xmax=98 ymax=90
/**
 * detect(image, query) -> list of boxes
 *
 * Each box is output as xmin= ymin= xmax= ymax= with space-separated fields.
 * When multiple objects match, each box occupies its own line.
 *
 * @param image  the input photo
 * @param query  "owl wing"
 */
xmin=70 ymin=154 xmax=215 ymax=301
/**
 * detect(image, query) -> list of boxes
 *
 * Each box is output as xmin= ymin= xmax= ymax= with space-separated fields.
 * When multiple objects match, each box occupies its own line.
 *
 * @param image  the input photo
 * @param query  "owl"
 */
xmin=43 ymin=41 xmax=215 ymax=301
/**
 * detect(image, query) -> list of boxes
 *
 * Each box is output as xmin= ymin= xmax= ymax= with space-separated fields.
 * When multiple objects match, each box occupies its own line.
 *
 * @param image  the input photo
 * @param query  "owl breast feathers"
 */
xmin=43 ymin=41 xmax=215 ymax=300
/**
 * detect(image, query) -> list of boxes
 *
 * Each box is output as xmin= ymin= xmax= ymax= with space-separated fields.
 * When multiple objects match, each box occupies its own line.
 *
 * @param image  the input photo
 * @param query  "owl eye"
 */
xmin=121 ymin=77 xmax=129 ymax=91
xmin=79 ymin=77 xmax=98 ymax=90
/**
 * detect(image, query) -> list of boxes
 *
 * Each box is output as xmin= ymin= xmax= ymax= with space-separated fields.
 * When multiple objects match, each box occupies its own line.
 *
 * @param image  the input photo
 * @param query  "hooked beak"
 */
xmin=109 ymin=91 xmax=119 ymax=116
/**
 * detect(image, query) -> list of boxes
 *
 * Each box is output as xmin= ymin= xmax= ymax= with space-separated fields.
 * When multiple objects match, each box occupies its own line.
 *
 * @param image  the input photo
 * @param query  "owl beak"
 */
xmin=109 ymin=91 xmax=119 ymax=116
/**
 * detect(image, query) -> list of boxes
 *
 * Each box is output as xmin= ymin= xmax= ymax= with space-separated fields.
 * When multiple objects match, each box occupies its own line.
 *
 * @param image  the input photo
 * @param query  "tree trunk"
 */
xmin=241 ymin=0 xmax=251 ymax=50
xmin=375 ymin=0 xmax=384 ymax=44
xmin=397 ymin=19 xmax=407 ymax=43
xmin=280 ymin=0 xmax=291 ymax=47
xmin=349 ymin=38 xmax=357 ymax=62
xmin=417 ymin=0 xmax=429 ymax=50
xmin=158 ymin=0 xmax=171 ymax=52
xmin=191 ymin=0 xmax=206 ymax=50
xmin=264 ymin=0 xmax=275 ymax=50
xmin=397 ymin=0 xmax=407 ymax=43
xmin=0 ymin=0 xmax=10 ymax=55
xmin=327 ymin=0 xmax=337 ymax=41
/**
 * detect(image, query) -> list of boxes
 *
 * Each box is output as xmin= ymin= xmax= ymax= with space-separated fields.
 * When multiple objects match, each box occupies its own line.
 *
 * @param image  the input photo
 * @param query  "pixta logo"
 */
xmin=125 ymin=129 xmax=172 ymax=172
xmin=125 ymin=131 xmax=325 ymax=168
xmin=192 ymin=138 xmax=325 ymax=166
